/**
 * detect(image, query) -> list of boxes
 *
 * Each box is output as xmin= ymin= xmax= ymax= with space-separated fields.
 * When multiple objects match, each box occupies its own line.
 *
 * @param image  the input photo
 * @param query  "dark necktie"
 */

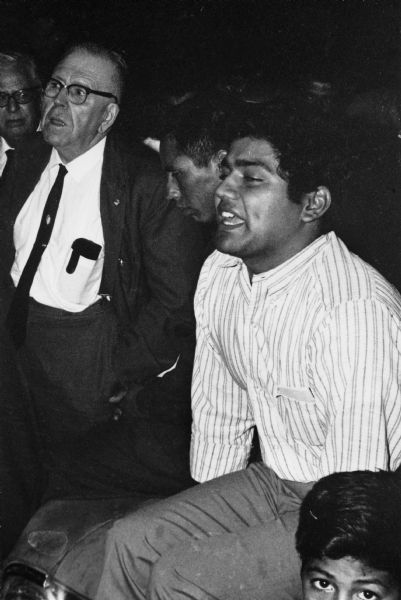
xmin=1 ymin=148 xmax=15 ymax=184
xmin=7 ymin=163 xmax=68 ymax=347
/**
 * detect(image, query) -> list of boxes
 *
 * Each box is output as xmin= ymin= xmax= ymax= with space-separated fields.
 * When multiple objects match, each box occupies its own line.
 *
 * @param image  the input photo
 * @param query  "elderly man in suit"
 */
xmin=0 ymin=52 xmax=41 ymax=182
xmin=1 ymin=42 xmax=205 ymax=493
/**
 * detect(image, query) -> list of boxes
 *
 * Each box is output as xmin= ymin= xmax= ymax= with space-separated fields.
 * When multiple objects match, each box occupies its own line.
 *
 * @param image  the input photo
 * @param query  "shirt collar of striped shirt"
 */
xmin=218 ymin=232 xmax=335 ymax=294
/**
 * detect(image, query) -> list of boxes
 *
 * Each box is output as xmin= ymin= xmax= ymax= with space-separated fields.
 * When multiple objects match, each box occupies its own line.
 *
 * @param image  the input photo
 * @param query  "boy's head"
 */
xmin=296 ymin=470 xmax=401 ymax=600
xmin=160 ymin=99 xmax=228 ymax=223
xmin=222 ymin=99 xmax=347 ymax=206
xmin=214 ymin=100 xmax=348 ymax=273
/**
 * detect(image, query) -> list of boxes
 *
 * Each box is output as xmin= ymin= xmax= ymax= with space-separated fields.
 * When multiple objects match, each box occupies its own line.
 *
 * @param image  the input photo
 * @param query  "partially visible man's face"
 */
xmin=215 ymin=136 xmax=306 ymax=274
xmin=0 ymin=65 xmax=41 ymax=146
xmin=41 ymin=49 xmax=119 ymax=163
xmin=302 ymin=556 xmax=399 ymax=600
xmin=161 ymin=136 xmax=222 ymax=223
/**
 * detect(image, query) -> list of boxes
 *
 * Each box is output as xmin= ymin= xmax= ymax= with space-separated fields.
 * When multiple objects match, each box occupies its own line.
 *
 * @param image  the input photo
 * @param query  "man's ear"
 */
xmin=301 ymin=186 xmax=331 ymax=223
xmin=98 ymin=103 xmax=120 ymax=135
xmin=211 ymin=149 xmax=227 ymax=171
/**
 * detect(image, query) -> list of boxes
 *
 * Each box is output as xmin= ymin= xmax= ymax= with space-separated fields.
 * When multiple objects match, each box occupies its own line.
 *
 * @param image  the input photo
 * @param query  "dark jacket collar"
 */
xmin=98 ymin=134 xmax=129 ymax=295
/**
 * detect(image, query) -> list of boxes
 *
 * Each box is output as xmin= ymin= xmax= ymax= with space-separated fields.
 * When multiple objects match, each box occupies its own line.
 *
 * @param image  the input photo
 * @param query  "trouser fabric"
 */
xmin=19 ymin=298 xmax=117 ymax=472
xmin=0 ymin=304 xmax=43 ymax=557
xmin=44 ymin=350 xmax=196 ymax=500
xmin=96 ymin=462 xmax=314 ymax=600
xmin=44 ymin=410 xmax=195 ymax=500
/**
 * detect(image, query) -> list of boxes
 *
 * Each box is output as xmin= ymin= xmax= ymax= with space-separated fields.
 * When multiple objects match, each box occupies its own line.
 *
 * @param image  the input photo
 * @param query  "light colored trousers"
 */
xmin=96 ymin=462 xmax=313 ymax=600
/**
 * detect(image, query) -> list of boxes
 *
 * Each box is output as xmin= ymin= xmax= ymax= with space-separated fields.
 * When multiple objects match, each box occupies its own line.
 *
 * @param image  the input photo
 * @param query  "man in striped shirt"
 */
xmin=97 ymin=101 xmax=401 ymax=600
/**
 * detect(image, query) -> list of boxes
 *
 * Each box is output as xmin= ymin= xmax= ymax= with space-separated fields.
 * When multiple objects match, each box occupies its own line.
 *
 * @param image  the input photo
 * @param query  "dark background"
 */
xmin=0 ymin=0 xmax=398 ymax=97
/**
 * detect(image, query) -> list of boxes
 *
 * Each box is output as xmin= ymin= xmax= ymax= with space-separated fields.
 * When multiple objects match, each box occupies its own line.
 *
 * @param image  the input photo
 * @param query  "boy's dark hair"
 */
xmin=225 ymin=99 xmax=350 ymax=206
xmin=164 ymin=98 xmax=230 ymax=168
xmin=296 ymin=470 xmax=401 ymax=585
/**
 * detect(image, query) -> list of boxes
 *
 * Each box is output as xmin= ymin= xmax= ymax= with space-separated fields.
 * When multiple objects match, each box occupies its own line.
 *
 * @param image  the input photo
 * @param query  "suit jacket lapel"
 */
xmin=99 ymin=135 xmax=128 ymax=296
xmin=10 ymin=135 xmax=52 ymax=222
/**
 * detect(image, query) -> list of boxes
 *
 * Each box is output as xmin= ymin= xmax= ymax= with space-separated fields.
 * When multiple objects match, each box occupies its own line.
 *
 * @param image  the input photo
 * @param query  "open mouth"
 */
xmin=218 ymin=210 xmax=245 ymax=228
xmin=49 ymin=117 xmax=65 ymax=127
xmin=48 ymin=115 xmax=66 ymax=127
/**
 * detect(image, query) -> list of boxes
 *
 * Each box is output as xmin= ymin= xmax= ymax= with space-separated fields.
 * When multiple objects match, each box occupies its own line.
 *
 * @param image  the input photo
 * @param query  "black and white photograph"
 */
xmin=0 ymin=1 xmax=400 ymax=599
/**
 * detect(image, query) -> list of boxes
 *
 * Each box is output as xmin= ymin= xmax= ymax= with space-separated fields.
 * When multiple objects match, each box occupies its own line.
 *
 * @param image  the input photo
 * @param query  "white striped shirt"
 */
xmin=191 ymin=232 xmax=401 ymax=483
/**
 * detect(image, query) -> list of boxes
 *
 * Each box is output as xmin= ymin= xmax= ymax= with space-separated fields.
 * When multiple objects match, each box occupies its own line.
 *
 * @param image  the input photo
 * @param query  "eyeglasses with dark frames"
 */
xmin=44 ymin=78 xmax=119 ymax=105
xmin=0 ymin=86 xmax=42 ymax=108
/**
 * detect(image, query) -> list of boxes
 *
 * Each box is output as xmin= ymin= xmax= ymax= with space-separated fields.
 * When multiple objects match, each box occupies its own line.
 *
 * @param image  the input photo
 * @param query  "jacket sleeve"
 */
xmin=112 ymin=162 xmax=207 ymax=387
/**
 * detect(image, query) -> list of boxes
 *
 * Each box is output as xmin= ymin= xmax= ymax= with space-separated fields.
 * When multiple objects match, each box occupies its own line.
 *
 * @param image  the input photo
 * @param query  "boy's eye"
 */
xmin=172 ymin=171 xmax=183 ymax=183
xmin=312 ymin=579 xmax=334 ymax=592
xmin=242 ymin=168 xmax=265 ymax=183
xmin=243 ymin=175 xmax=263 ymax=183
xmin=358 ymin=591 xmax=378 ymax=600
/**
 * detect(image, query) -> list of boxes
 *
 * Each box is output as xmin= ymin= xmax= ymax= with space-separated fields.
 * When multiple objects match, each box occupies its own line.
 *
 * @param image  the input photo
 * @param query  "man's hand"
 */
xmin=108 ymin=383 xmax=128 ymax=421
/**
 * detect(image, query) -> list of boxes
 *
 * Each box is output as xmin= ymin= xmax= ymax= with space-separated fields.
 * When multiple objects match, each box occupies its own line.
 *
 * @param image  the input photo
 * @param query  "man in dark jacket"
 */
xmin=0 ymin=274 xmax=43 ymax=558
xmin=1 ymin=42 xmax=205 ymax=496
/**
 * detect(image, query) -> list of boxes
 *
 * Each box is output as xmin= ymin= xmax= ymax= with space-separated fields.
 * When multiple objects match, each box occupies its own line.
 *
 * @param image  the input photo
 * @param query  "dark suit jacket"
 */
xmin=0 ymin=131 xmax=210 ymax=506
xmin=0 ymin=131 xmax=206 ymax=390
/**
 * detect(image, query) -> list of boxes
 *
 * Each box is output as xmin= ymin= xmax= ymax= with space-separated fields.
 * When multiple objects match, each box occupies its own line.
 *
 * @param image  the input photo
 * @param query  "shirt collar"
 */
xmin=1 ymin=126 xmax=40 ymax=154
xmin=218 ymin=232 xmax=335 ymax=295
xmin=0 ymin=136 xmax=13 ymax=154
xmin=49 ymin=137 xmax=106 ymax=182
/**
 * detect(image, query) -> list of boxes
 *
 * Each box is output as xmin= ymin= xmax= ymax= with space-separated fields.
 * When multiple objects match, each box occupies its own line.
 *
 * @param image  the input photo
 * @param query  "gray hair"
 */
xmin=60 ymin=42 xmax=127 ymax=102
xmin=0 ymin=52 xmax=41 ymax=85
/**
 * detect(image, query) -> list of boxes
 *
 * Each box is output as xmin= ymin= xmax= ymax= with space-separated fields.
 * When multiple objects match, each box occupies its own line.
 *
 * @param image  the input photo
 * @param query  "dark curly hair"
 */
xmin=296 ymin=470 xmax=401 ymax=586
xmin=225 ymin=99 xmax=352 ymax=206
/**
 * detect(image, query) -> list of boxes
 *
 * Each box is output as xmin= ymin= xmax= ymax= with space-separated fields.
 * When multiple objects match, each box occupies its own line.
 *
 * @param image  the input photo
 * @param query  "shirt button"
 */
xmin=113 ymin=198 xmax=120 ymax=206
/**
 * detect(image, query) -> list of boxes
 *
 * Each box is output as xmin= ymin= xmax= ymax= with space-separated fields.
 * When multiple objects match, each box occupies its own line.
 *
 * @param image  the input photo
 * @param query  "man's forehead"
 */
xmin=53 ymin=50 xmax=115 ymax=87
xmin=304 ymin=556 xmax=395 ymax=588
xmin=0 ymin=66 xmax=33 ymax=90
xmin=160 ymin=138 xmax=193 ymax=170
xmin=225 ymin=137 xmax=279 ymax=170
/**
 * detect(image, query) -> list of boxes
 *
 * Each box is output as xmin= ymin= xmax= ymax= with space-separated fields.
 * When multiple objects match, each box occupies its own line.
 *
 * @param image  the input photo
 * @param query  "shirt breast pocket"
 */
xmin=58 ymin=238 xmax=104 ymax=305
xmin=275 ymin=385 xmax=324 ymax=447
xmin=65 ymin=238 xmax=102 ymax=274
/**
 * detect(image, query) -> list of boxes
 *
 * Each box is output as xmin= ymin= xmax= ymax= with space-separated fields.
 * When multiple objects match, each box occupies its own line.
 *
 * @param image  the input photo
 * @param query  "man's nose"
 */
xmin=336 ymin=591 xmax=351 ymax=600
xmin=6 ymin=96 xmax=19 ymax=113
xmin=53 ymin=86 xmax=68 ymax=106
xmin=215 ymin=177 xmax=236 ymax=207
xmin=166 ymin=175 xmax=181 ymax=202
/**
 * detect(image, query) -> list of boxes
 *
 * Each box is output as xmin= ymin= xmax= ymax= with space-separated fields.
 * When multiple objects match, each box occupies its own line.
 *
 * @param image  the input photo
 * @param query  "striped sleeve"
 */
xmin=190 ymin=256 xmax=254 ymax=482
xmin=310 ymin=299 xmax=401 ymax=477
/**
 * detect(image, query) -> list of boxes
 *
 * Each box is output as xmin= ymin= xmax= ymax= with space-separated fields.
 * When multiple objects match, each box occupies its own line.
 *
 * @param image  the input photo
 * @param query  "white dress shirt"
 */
xmin=0 ymin=136 xmax=12 ymax=176
xmin=191 ymin=232 xmax=401 ymax=483
xmin=11 ymin=138 xmax=106 ymax=311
